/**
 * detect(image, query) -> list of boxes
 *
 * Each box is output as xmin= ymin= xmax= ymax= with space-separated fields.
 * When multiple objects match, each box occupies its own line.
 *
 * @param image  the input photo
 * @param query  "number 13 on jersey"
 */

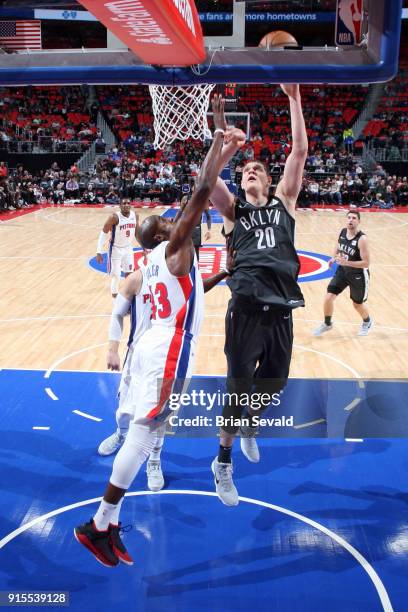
xmin=150 ymin=282 xmax=171 ymax=319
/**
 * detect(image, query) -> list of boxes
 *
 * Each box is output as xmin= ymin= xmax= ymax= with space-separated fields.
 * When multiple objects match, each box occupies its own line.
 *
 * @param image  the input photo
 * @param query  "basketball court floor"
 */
xmin=0 ymin=204 xmax=407 ymax=611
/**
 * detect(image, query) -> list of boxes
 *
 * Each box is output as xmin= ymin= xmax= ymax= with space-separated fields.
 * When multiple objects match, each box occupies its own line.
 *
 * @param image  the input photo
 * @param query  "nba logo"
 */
xmin=335 ymin=0 xmax=364 ymax=46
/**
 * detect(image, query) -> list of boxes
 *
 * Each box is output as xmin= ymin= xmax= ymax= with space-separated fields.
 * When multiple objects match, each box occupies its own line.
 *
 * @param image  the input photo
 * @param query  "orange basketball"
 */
xmin=259 ymin=30 xmax=298 ymax=48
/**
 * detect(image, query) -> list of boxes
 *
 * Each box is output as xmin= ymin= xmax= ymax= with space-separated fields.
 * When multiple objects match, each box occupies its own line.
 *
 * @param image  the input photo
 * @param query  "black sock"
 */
xmin=325 ymin=316 xmax=332 ymax=326
xmin=363 ymin=316 xmax=370 ymax=323
xmin=218 ymin=445 xmax=232 ymax=464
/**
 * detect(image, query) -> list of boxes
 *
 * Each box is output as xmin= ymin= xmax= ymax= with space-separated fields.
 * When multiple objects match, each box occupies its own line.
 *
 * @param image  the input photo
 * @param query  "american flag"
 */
xmin=0 ymin=21 xmax=42 ymax=51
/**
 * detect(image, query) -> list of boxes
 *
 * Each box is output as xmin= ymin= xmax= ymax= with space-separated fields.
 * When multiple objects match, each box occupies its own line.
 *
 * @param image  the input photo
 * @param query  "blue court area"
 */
xmin=162 ymin=208 xmax=224 ymax=223
xmin=0 ymin=369 xmax=406 ymax=611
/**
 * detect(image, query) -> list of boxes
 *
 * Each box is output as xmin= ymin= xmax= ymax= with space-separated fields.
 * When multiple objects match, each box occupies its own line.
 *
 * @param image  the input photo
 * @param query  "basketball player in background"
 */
xmin=175 ymin=185 xmax=212 ymax=260
xmin=209 ymin=84 xmax=308 ymax=506
xmin=96 ymin=198 xmax=138 ymax=299
xmin=75 ymin=95 xmax=228 ymax=567
xmin=313 ymin=210 xmax=373 ymax=337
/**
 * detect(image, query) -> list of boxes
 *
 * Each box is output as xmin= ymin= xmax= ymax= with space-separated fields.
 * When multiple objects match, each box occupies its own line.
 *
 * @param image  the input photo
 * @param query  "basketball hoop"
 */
xmin=148 ymin=84 xmax=216 ymax=150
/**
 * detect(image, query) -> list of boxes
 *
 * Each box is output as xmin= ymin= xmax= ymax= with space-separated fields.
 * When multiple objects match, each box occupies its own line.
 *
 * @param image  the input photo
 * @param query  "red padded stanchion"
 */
xmin=77 ymin=0 xmax=206 ymax=66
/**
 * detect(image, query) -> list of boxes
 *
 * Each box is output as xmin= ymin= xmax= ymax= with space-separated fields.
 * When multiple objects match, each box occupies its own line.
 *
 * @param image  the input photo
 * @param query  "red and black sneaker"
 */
xmin=74 ymin=519 xmax=119 ymax=567
xmin=109 ymin=523 xmax=134 ymax=565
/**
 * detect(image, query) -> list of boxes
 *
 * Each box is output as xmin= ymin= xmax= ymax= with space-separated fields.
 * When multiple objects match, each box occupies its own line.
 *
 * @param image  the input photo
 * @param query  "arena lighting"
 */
xmin=77 ymin=0 xmax=206 ymax=65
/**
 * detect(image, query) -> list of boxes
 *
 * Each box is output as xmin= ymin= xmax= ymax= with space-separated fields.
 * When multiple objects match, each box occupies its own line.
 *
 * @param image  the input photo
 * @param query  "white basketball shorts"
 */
xmin=107 ymin=245 xmax=134 ymax=277
xmin=121 ymin=326 xmax=197 ymax=427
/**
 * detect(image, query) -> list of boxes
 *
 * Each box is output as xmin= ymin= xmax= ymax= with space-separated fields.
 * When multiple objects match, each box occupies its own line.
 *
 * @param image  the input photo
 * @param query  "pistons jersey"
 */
xmin=127 ymin=258 xmax=152 ymax=349
xmin=111 ymin=210 xmax=136 ymax=249
xmin=146 ymin=241 xmax=204 ymax=337
xmin=226 ymin=195 xmax=305 ymax=309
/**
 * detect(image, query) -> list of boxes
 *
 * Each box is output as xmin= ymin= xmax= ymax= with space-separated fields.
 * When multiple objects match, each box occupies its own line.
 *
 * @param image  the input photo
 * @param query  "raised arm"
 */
xmin=173 ymin=194 xmax=188 ymax=224
xmin=209 ymin=127 xmax=246 ymax=221
xmin=167 ymin=95 xmax=226 ymax=256
xmin=96 ymin=213 xmax=118 ymax=263
xmin=275 ymin=84 xmax=308 ymax=216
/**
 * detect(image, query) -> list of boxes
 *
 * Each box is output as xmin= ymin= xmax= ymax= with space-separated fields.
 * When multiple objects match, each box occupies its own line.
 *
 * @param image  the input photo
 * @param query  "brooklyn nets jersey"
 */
xmin=226 ymin=195 xmax=304 ymax=308
xmin=337 ymin=229 xmax=366 ymax=271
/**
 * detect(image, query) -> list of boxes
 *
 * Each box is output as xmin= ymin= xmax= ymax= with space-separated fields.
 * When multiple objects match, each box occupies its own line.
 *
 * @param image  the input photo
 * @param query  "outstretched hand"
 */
xmin=212 ymin=93 xmax=227 ymax=131
xmin=224 ymin=126 xmax=246 ymax=148
xmin=280 ymin=84 xmax=300 ymax=99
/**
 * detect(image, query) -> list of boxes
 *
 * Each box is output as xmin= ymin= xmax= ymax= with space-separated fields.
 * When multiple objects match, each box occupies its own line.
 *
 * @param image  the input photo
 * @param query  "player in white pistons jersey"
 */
xmin=98 ymin=247 xmax=231 ymax=493
xmin=97 ymin=254 xmax=167 ymax=492
xmin=126 ymin=239 xmax=204 ymax=424
xmin=75 ymin=94 xmax=228 ymax=567
xmin=148 ymin=240 xmax=204 ymax=336
xmin=96 ymin=198 xmax=138 ymax=298
xmin=99 ymin=255 xmax=152 ymax=453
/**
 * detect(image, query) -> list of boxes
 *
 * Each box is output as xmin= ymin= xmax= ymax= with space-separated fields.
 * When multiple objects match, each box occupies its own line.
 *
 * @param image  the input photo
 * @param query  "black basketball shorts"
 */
xmin=327 ymin=267 xmax=370 ymax=304
xmin=222 ymin=297 xmax=294 ymax=434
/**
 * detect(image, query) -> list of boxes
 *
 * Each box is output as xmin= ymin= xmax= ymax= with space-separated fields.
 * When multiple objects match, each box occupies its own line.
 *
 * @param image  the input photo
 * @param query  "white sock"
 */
xmin=109 ymin=497 xmax=124 ymax=526
xmin=93 ymin=499 xmax=118 ymax=531
xmin=149 ymin=434 xmax=165 ymax=461
xmin=116 ymin=412 xmax=130 ymax=436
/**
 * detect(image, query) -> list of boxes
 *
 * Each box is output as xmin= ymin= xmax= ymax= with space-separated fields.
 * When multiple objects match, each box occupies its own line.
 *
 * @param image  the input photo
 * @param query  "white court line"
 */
xmin=380 ymin=212 xmax=408 ymax=225
xmin=0 ymin=314 xmax=110 ymax=324
xmin=45 ymin=387 xmax=59 ymax=401
xmin=344 ymin=398 xmax=361 ymax=412
xmin=293 ymin=418 xmax=326 ymax=430
xmin=1 ymin=366 xmax=116 ymax=374
xmin=296 ymin=210 xmax=408 ymax=235
xmin=205 ymin=315 xmax=408 ymax=334
xmin=293 ymin=344 xmax=362 ymax=378
xmin=44 ymin=342 xmax=108 ymax=379
xmin=297 ymin=221 xmax=408 ymax=235
xmin=32 ymin=426 xmax=50 ymax=431
xmin=0 ymin=490 xmax=392 ymax=612
xmin=72 ymin=409 xmax=102 ymax=422
xmin=0 ymin=314 xmax=407 ymax=334
xmin=0 ymin=256 xmax=81 ymax=261
xmin=202 ymin=335 xmax=362 ymax=377
xmin=346 ymin=439 xmax=364 ymax=442
xmin=41 ymin=208 xmax=101 ymax=229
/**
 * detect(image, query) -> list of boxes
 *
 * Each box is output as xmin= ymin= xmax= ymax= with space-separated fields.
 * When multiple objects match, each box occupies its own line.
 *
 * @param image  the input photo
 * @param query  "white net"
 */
xmin=148 ymin=84 xmax=216 ymax=150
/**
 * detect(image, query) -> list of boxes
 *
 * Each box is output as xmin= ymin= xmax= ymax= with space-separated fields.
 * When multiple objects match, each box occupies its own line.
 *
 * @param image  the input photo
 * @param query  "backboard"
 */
xmin=0 ymin=0 xmax=402 ymax=85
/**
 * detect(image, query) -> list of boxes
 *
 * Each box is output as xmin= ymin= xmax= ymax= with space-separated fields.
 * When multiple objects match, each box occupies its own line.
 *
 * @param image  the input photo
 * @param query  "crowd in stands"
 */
xmin=1 ymin=150 xmax=407 ymax=211
xmin=0 ymin=86 xmax=99 ymax=153
xmin=363 ymin=61 xmax=408 ymax=157
xmin=1 ymin=80 xmax=408 ymax=211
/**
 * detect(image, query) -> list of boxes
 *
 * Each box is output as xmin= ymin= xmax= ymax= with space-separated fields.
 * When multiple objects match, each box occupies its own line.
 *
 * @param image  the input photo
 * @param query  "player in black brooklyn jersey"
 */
xmin=209 ymin=84 xmax=308 ymax=506
xmin=313 ymin=210 xmax=373 ymax=337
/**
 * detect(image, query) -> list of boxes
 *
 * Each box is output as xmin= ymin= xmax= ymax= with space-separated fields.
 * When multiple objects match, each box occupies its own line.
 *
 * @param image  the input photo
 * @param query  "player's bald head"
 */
xmin=139 ymin=215 xmax=172 ymax=250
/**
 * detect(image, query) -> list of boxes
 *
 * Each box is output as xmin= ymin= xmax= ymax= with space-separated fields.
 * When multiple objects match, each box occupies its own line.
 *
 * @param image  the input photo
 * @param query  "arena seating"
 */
xmin=0 ymin=86 xmax=97 ymax=152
